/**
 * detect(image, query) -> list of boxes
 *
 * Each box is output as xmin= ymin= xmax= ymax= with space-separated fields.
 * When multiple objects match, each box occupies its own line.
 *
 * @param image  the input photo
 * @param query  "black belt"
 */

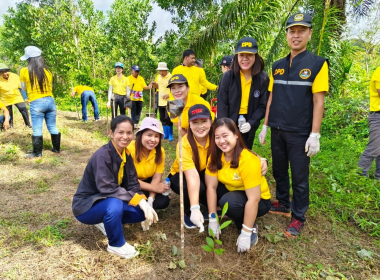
xmin=370 ymin=111 xmax=380 ymax=114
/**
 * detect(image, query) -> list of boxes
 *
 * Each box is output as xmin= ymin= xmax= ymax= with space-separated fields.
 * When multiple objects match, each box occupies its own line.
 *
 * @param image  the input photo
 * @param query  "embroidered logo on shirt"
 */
xmin=294 ymin=14 xmax=304 ymax=21
xmin=254 ymin=90 xmax=260 ymax=98
xmin=232 ymin=172 xmax=241 ymax=181
xmin=299 ymin=69 xmax=311 ymax=79
xmin=274 ymin=69 xmax=285 ymax=75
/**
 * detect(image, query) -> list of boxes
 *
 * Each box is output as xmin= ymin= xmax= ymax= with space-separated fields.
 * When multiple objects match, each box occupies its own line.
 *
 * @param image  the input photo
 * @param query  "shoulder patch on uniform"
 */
xmin=299 ymin=69 xmax=311 ymax=79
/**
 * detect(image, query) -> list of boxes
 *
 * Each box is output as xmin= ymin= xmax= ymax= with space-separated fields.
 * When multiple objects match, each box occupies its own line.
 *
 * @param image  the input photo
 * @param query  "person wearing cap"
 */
xmin=71 ymin=85 xmax=100 ymax=122
xmin=358 ymin=66 xmax=380 ymax=180
xmin=20 ymin=46 xmax=61 ymax=158
xmin=108 ymin=62 xmax=130 ymax=119
xmin=128 ymin=65 xmax=153 ymax=127
xmin=127 ymin=117 xmax=170 ymax=230
xmin=258 ymin=13 xmax=329 ymax=238
xmin=206 ymin=118 xmax=271 ymax=252
xmin=217 ymin=37 xmax=269 ymax=150
xmin=169 ymin=104 xmax=213 ymax=230
xmin=172 ymin=49 xmax=218 ymax=97
xmin=217 ymin=55 xmax=234 ymax=74
xmin=0 ymin=99 xmax=10 ymax=130
xmin=167 ymin=74 xmax=215 ymax=137
xmin=152 ymin=62 xmax=173 ymax=141
xmin=0 ymin=63 xmax=32 ymax=128
xmin=73 ymin=115 xmax=158 ymax=259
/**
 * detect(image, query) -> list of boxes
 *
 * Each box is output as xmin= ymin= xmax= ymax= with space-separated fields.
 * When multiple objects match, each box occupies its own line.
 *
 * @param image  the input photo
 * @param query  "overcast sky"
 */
xmin=0 ymin=0 xmax=177 ymax=39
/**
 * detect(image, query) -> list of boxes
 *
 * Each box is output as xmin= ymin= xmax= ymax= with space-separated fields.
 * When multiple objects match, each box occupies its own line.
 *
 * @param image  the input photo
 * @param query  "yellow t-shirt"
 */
xmin=19 ymin=68 xmax=53 ymax=102
xmin=206 ymin=149 xmax=271 ymax=200
xmin=239 ymin=71 xmax=251 ymax=114
xmin=128 ymin=75 xmax=148 ymax=101
xmin=268 ymin=61 xmax=329 ymax=93
xmin=157 ymin=73 xmax=172 ymax=106
xmin=0 ymin=100 xmax=5 ymax=108
xmin=168 ymin=93 xmax=215 ymax=131
xmin=73 ymin=85 xmax=94 ymax=95
xmin=172 ymin=65 xmax=217 ymax=96
xmin=170 ymin=136 xmax=209 ymax=175
xmin=127 ymin=140 xmax=165 ymax=181
xmin=0 ymin=72 xmax=23 ymax=106
xmin=109 ymin=75 xmax=130 ymax=96
xmin=370 ymin=66 xmax=380 ymax=111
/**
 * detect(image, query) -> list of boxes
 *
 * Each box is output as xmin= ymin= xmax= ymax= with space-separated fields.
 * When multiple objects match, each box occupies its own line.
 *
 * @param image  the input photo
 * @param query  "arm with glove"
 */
xmin=305 ymin=92 xmax=325 ymax=157
xmin=205 ymin=174 xmax=221 ymax=239
xmin=184 ymin=168 xmax=204 ymax=231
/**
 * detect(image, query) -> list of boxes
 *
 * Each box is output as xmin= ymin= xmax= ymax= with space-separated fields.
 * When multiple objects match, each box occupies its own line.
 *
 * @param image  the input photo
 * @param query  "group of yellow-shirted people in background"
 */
xmin=2 ymin=12 xmax=379 ymax=260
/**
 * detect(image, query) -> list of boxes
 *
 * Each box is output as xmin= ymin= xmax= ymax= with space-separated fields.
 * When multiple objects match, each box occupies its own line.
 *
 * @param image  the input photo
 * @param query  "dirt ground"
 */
xmin=0 ymin=110 xmax=379 ymax=280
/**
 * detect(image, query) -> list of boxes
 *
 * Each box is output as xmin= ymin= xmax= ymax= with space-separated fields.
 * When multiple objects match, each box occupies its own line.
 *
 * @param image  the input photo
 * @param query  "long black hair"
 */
xmin=230 ymin=53 xmax=265 ymax=77
xmin=27 ymin=56 xmax=52 ymax=93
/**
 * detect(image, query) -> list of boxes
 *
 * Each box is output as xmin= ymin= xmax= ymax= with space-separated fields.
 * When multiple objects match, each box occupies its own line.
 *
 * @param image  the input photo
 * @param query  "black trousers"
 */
xmin=159 ymin=106 xmax=172 ymax=126
xmin=142 ymin=177 xmax=170 ymax=210
xmin=169 ymin=169 xmax=207 ymax=216
xmin=216 ymin=182 xmax=271 ymax=230
xmin=271 ymin=128 xmax=310 ymax=222
xmin=131 ymin=101 xmax=143 ymax=124
xmin=7 ymin=102 xmax=31 ymax=127
xmin=111 ymin=94 xmax=126 ymax=119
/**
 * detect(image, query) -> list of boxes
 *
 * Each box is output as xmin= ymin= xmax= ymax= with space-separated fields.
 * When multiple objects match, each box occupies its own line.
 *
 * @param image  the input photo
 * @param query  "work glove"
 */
xmin=239 ymin=122 xmax=251 ymax=134
xmin=305 ymin=133 xmax=320 ymax=157
xmin=138 ymin=198 xmax=158 ymax=224
xmin=236 ymin=230 xmax=252 ymax=253
xmin=190 ymin=205 xmax=204 ymax=230
xmin=258 ymin=125 xmax=268 ymax=145
xmin=148 ymin=197 xmax=154 ymax=208
xmin=208 ymin=217 xmax=221 ymax=239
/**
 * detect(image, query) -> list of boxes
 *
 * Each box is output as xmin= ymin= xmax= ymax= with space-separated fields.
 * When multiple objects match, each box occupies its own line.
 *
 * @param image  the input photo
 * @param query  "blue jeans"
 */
xmin=81 ymin=90 xmax=99 ymax=121
xmin=0 ymin=115 xmax=11 ymax=124
xmin=75 ymin=197 xmax=145 ymax=247
xmin=30 ymin=97 xmax=59 ymax=136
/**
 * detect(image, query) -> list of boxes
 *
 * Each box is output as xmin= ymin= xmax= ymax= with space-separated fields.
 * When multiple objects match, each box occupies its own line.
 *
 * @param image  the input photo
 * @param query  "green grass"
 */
xmin=27 ymin=218 xmax=71 ymax=247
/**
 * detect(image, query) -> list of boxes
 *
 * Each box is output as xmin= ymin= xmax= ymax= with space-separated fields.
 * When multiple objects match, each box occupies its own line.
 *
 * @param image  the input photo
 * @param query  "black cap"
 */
xmin=235 ymin=37 xmax=258 ymax=54
xmin=167 ymin=74 xmax=188 ymax=88
xmin=217 ymin=55 xmax=234 ymax=66
xmin=188 ymin=104 xmax=211 ymax=122
xmin=286 ymin=13 xmax=312 ymax=29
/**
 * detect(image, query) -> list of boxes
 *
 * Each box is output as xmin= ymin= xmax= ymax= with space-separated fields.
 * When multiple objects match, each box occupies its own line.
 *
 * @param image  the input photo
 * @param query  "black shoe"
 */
xmin=26 ymin=136 xmax=43 ymax=158
xmin=269 ymin=201 xmax=291 ymax=217
xmin=50 ymin=133 xmax=61 ymax=153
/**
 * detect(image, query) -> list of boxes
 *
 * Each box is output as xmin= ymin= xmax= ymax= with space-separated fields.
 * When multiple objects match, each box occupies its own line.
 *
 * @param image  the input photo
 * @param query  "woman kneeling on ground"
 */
xmin=72 ymin=115 xmax=158 ymax=259
xmin=127 ymin=117 xmax=170 ymax=230
xmin=205 ymin=118 xmax=271 ymax=253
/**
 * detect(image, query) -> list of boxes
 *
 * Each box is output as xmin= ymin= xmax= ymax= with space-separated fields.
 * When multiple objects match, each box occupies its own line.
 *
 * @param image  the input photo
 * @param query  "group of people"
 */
xmin=72 ymin=13 xmax=332 ymax=259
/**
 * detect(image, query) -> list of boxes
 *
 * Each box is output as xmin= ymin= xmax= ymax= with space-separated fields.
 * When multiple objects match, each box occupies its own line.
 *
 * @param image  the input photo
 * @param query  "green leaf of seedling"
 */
xmin=221 ymin=202 xmax=229 ymax=219
xmin=202 ymin=245 xmax=213 ymax=253
xmin=220 ymin=220 xmax=232 ymax=230
xmin=206 ymin=237 xmax=214 ymax=248
xmin=357 ymin=248 xmax=373 ymax=259
xmin=214 ymin=248 xmax=225 ymax=255
xmin=215 ymin=239 xmax=222 ymax=245
xmin=169 ymin=261 xmax=176 ymax=269
xmin=209 ymin=228 xmax=214 ymax=238
xmin=264 ymin=233 xmax=284 ymax=244
xmin=178 ymin=259 xmax=186 ymax=269
xmin=172 ymin=245 xmax=178 ymax=256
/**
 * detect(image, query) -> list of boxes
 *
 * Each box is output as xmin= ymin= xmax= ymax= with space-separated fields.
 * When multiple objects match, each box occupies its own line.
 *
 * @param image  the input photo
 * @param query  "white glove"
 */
xmin=208 ymin=218 xmax=221 ymax=239
xmin=305 ymin=133 xmax=320 ymax=157
xmin=138 ymin=198 xmax=158 ymax=224
xmin=258 ymin=125 xmax=268 ymax=145
xmin=148 ymin=197 xmax=154 ymax=208
xmin=239 ymin=122 xmax=251 ymax=134
xmin=236 ymin=230 xmax=252 ymax=253
xmin=190 ymin=205 xmax=204 ymax=229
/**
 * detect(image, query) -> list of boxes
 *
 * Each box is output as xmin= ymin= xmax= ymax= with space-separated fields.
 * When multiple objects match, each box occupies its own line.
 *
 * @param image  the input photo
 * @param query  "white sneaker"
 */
xmin=107 ymin=243 xmax=139 ymax=259
xmin=94 ymin=223 xmax=107 ymax=236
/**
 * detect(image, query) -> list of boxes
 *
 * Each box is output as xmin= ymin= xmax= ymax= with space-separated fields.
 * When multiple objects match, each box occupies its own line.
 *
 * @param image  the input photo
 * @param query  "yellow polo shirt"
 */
xmin=127 ymin=140 xmax=165 ymax=180
xmin=206 ymin=149 xmax=270 ymax=200
xmin=370 ymin=66 xmax=380 ymax=111
xmin=239 ymin=71 xmax=251 ymax=114
xmin=170 ymin=136 xmax=209 ymax=175
xmin=172 ymin=65 xmax=217 ymax=96
xmin=0 ymin=100 xmax=5 ymax=108
xmin=168 ymin=93 xmax=215 ymax=131
xmin=128 ymin=75 xmax=147 ymax=101
xmin=73 ymin=85 xmax=94 ymax=95
xmin=109 ymin=75 xmax=130 ymax=96
xmin=268 ymin=61 xmax=329 ymax=93
xmin=157 ymin=73 xmax=171 ymax=106
xmin=20 ymin=68 xmax=53 ymax=102
xmin=0 ymin=72 xmax=23 ymax=106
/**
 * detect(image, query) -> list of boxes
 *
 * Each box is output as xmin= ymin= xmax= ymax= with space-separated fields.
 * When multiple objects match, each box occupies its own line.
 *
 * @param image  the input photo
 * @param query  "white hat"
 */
xmin=136 ymin=117 xmax=164 ymax=138
xmin=20 ymin=46 xmax=42 ymax=61
xmin=156 ymin=62 xmax=169 ymax=71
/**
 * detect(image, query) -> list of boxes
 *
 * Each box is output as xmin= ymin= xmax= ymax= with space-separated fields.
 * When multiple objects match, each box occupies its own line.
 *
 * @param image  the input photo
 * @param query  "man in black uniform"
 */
xmin=258 ymin=13 xmax=329 ymax=238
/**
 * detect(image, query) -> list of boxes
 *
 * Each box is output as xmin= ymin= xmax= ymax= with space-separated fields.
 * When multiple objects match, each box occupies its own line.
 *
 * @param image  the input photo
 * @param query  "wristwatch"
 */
xmin=209 ymin=213 xmax=216 ymax=219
